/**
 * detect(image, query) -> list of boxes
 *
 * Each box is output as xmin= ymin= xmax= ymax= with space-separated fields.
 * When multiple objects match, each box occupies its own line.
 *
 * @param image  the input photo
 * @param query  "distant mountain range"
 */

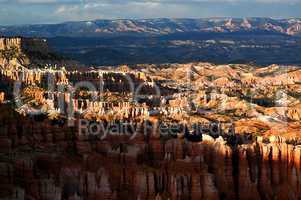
xmin=1 ymin=18 xmax=301 ymax=66
xmin=1 ymin=18 xmax=301 ymax=37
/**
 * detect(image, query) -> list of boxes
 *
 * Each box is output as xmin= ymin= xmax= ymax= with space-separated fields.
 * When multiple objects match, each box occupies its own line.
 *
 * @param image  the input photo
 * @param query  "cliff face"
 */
xmin=0 ymin=37 xmax=73 ymax=69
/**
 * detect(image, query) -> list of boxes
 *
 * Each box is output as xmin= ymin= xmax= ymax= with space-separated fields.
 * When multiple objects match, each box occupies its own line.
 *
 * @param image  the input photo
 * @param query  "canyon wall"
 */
xmin=0 ymin=107 xmax=301 ymax=200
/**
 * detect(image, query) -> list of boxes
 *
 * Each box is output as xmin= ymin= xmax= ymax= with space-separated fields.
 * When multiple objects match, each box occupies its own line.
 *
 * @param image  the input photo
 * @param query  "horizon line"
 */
xmin=1 ymin=17 xmax=301 ymax=27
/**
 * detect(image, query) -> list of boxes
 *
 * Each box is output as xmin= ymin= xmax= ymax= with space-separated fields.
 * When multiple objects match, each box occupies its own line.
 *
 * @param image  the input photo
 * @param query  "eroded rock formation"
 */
xmin=0 ymin=37 xmax=301 ymax=199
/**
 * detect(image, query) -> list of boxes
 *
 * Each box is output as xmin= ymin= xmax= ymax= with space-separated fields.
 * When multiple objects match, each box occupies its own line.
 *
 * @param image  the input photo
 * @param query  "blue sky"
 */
xmin=0 ymin=0 xmax=301 ymax=25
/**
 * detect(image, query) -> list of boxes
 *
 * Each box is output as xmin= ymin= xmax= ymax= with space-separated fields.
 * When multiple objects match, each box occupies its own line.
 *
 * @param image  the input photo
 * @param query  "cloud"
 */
xmin=55 ymin=5 xmax=80 ymax=14
xmin=0 ymin=0 xmax=83 ymax=4
xmin=2 ymin=0 xmax=301 ymax=4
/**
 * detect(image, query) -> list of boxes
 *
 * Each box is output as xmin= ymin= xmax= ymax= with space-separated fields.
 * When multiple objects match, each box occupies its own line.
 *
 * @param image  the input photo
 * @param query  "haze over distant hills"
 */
xmin=1 ymin=18 xmax=301 ymax=37
xmin=1 ymin=18 xmax=301 ymax=66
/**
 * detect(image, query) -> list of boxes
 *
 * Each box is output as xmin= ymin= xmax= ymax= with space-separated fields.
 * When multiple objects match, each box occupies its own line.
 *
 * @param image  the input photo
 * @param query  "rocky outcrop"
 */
xmin=0 ymin=37 xmax=28 ymax=68
xmin=0 ymin=37 xmax=22 ymax=50
xmin=0 ymin=37 xmax=75 ymax=69
xmin=0 ymin=37 xmax=49 ymax=56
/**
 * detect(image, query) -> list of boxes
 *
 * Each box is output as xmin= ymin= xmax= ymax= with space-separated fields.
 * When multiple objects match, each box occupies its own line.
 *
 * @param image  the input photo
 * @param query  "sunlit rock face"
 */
xmin=0 ymin=37 xmax=48 ymax=53
xmin=0 ymin=92 xmax=4 ymax=103
xmin=0 ymin=37 xmax=27 ymax=68
xmin=0 ymin=37 xmax=23 ymax=50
